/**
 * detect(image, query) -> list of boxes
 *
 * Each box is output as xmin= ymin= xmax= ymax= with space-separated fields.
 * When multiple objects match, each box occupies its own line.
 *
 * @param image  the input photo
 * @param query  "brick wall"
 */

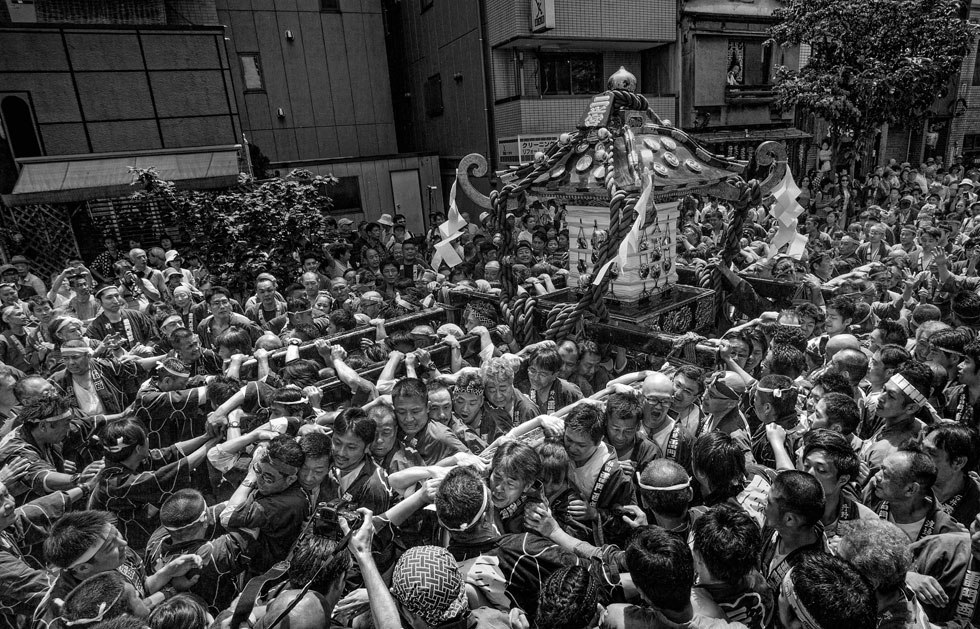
xmin=36 ymin=0 xmax=167 ymax=24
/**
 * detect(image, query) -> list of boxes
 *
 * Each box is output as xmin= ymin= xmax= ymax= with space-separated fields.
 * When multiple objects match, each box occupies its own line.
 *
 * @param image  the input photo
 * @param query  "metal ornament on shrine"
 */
xmin=456 ymin=67 xmax=788 ymax=342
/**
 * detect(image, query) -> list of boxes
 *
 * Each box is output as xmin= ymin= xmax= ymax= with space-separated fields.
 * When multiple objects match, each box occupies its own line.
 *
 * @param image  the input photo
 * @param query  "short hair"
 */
xmin=692 ymin=504 xmax=762 ymax=584
xmin=279 ymin=360 xmax=320 ymax=388
xmin=564 ymin=403 xmax=604 ymax=445
xmin=61 ymin=571 xmax=132 ymax=628
xmin=770 ymin=327 xmax=808 ymax=354
xmin=789 ymin=552 xmax=877 ymax=629
xmin=879 ymin=344 xmax=912 ymax=371
xmin=12 ymin=374 xmax=51 ymax=404
xmin=298 ymin=431 xmax=332 ymax=460
xmin=537 ymin=439 xmax=569 ymax=486
xmin=672 ymin=365 xmax=705 ymax=394
xmin=100 ymin=418 xmax=147 ymax=463
xmin=771 ymin=470 xmax=825 ymax=526
xmin=692 ymin=432 xmax=745 ymax=499
xmin=767 ymin=345 xmax=806 ymax=379
xmin=18 ymin=394 xmax=70 ymax=432
xmin=839 ymin=519 xmax=912 ymax=595
xmin=159 ymin=489 xmax=207 ymax=529
xmin=206 ymin=376 xmax=242 ymax=407
xmin=481 ymin=357 xmax=515 ymax=385
xmin=170 ymin=327 xmax=195 ymax=348
xmin=147 ymin=594 xmax=210 ymax=629
xmin=896 ymin=361 xmax=933 ymax=402
xmin=893 ymin=443 xmax=937 ymax=493
xmin=911 ymin=305 xmax=943 ymax=327
xmin=756 ymin=374 xmax=798 ymax=417
xmin=876 ymin=320 xmax=909 ymax=347
xmin=604 ymin=390 xmax=643 ymax=426
xmin=491 ymin=441 xmax=541 ymax=485
xmin=801 ymin=428 xmax=860 ymax=481
xmin=215 ymin=327 xmax=252 ymax=356
xmin=266 ymin=434 xmax=305 ymax=471
xmin=329 ymin=309 xmax=356 ymax=331
xmin=639 ymin=459 xmax=691 ymax=518
xmin=828 ymin=295 xmax=857 ymax=322
xmin=392 ymin=377 xmax=427 ymax=404
xmin=818 ymin=392 xmax=861 ymax=435
xmin=625 ymin=526 xmax=694 ymax=612
xmin=207 ymin=286 xmax=231 ymax=303
xmin=288 ymin=533 xmax=351 ymax=591
xmin=44 ymin=510 xmax=116 ymax=568
xmin=795 ymin=302 xmax=824 ymax=324
xmin=529 ymin=346 xmax=563 ymax=374
xmin=332 ymin=407 xmax=376 ymax=445
xmin=810 ymin=372 xmax=852 ymax=396
xmin=435 ymin=466 xmax=486 ymax=531
xmin=926 ymin=423 xmax=980 ymax=472
xmin=536 ymin=566 xmax=599 ymax=629
xmin=929 ymin=328 xmax=970 ymax=358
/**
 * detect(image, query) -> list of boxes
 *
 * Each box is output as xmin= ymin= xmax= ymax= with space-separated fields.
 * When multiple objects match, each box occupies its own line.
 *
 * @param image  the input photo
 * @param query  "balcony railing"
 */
xmin=724 ymin=84 xmax=777 ymax=104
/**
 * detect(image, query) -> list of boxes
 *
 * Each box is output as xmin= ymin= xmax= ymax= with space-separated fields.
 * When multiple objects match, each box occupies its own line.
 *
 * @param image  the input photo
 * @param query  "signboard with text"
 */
xmin=529 ymin=0 xmax=555 ymax=32
xmin=497 ymin=135 xmax=559 ymax=165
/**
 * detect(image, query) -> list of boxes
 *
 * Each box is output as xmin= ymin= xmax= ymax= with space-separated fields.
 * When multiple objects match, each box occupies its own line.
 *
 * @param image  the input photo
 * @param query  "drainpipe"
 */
xmin=478 ymin=0 xmax=498 ymax=171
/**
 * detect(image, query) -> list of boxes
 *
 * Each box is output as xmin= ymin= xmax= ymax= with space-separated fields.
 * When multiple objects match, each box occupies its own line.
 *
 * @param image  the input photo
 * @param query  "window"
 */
xmin=972 ymin=49 xmax=980 ymax=86
xmin=539 ymin=53 xmax=603 ymax=96
xmin=320 ymin=0 xmax=340 ymax=11
xmin=726 ymin=39 xmax=773 ymax=86
xmin=424 ymin=74 xmax=444 ymax=117
xmin=330 ymin=176 xmax=362 ymax=214
xmin=239 ymin=54 xmax=264 ymax=91
xmin=0 ymin=95 xmax=41 ymax=159
xmin=964 ymin=134 xmax=980 ymax=152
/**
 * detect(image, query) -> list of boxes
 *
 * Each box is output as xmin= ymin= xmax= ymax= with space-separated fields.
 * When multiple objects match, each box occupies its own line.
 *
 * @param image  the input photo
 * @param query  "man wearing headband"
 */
xmin=132 ymin=357 xmax=210 ymax=450
xmin=778 ymin=553 xmax=876 ymax=629
xmin=146 ymin=489 xmax=252 ymax=614
xmin=0 ymin=395 xmax=102 ymax=503
xmin=925 ymin=328 xmax=969 ymax=385
xmin=866 ymin=444 xmax=964 ymax=543
xmin=220 ymin=435 xmax=311 ymax=574
xmin=50 ymin=339 xmax=145 ymax=417
xmin=85 ymin=284 xmax=158 ymax=356
xmin=696 ymin=371 xmax=749 ymax=444
xmin=753 ymin=375 xmax=805 ymax=470
xmin=760 ymin=471 xmax=826 ymax=601
xmin=860 ymin=363 xmax=932 ymax=472
xmin=434 ymin=466 xmax=614 ymax=620
xmin=622 ymin=459 xmax=698 ymax=541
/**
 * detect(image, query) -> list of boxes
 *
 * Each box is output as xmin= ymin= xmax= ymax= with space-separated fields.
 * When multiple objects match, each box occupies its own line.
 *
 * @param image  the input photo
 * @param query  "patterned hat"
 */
xmin=390 ymin=546 xmax=468 ymax=626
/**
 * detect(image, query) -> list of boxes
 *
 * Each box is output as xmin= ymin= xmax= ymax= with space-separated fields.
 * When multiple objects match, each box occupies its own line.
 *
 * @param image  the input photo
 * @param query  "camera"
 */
xmin=524 ymin=479 xmax=546 ymax=505
xmin=312 ymin=498 xmax=363 ymax=540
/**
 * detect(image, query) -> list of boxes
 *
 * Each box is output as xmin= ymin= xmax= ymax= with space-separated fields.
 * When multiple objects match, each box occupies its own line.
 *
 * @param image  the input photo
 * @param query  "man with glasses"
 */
xmin=636 ymin=372 xmax=694 ymax=473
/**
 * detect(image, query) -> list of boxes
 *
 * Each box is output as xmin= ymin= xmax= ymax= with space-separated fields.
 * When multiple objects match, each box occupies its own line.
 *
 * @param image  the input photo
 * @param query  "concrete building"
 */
xmin=216 ymin=0 xmax=442 ymax=233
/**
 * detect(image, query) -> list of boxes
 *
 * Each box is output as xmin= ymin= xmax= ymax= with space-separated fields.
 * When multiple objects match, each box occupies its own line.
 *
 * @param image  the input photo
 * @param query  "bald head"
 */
xmin=638 ymin=458 xmax=692 ymax=518
xmin=825 ymin=334 xmax=861 ymax=362
xmin=641 ymin=458 xmax=689 ymax=488
xmin=641 ymin=371 xmax=674 ymax=427
xmin=263 ymin=590 xmax=332 ymax=629
xmin=255 ymin=332 xmax=283 ymax=351
xmin=641 ymin=371 xmax=673 ymax=397
xmin=831 ymin=348 xmax=870 ymax=385
xmin=557 ymin=340 xmax=579 ymax=378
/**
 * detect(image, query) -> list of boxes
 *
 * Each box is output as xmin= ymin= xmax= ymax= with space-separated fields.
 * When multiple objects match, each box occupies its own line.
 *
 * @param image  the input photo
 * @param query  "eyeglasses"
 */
xmin=527 ymin=367 xmax=555 ymax=378
xmin=643 ymin=395 xmax=673 ymax=410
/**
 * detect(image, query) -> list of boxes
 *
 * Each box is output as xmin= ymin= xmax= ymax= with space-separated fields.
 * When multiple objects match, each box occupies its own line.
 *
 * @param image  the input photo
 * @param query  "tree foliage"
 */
xmin=130 ymin=167 xmax=337 ymax=296
xmin=770 ymin=0 xmax=977 ymax=158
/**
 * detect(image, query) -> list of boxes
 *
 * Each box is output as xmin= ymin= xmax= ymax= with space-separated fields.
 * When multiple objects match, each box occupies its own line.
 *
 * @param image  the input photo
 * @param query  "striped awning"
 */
xmin=3 ymin=145 xmax=241 ymax=206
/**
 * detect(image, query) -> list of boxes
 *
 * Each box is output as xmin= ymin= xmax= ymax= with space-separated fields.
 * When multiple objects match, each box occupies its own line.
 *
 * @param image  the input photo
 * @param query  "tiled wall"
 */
xmin=36 ymin=0 xmax=167 ymax=24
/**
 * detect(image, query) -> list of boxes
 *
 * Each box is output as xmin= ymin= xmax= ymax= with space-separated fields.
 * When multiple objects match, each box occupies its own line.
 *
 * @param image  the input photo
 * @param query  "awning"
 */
xmin=689 ymin=127 xmax=812 ymax=144
xmin=3 ymin=145 xmax=241 ymax=206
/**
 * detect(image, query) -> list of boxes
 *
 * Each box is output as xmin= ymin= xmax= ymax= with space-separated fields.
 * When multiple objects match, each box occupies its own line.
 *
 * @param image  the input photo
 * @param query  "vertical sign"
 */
xmin=529 ymin=0 xmax=555 ymax=32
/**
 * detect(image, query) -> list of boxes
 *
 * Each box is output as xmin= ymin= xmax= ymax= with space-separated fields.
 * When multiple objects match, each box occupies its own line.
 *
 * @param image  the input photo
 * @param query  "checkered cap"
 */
xmin=390 ymin=546 xmax=467 ymax=625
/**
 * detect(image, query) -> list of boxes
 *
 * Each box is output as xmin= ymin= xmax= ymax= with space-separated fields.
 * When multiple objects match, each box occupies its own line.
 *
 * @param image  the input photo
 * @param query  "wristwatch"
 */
xmin=228 ymin=420 xmax=240 ymax=428
xmin=242 ymin=478 xmax=257 ymax=488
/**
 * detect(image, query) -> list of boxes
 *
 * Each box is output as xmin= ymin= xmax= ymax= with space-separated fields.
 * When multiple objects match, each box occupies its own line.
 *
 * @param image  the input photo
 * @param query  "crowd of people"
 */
xmin=0 ymin=153 xmax=978 ymax=629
